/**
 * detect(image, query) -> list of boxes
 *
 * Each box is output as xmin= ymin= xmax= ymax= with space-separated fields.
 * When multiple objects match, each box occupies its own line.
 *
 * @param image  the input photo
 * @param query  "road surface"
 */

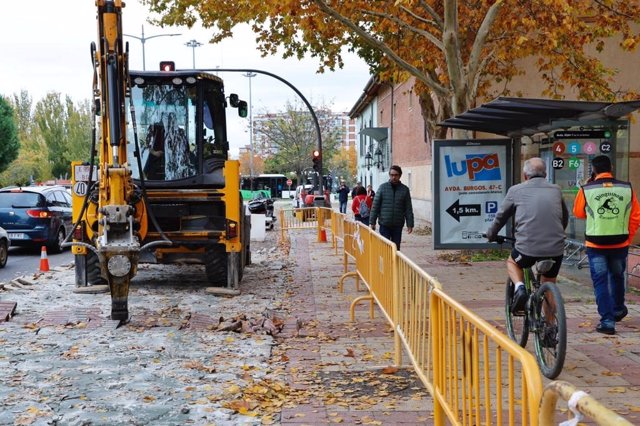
xmin=0 ymin=247 xmax=73 ymax=284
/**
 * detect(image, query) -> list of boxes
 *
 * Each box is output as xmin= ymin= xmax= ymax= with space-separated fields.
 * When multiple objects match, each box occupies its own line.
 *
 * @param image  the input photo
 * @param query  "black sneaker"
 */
xmin=510 ymin=286 xmax=527 ymax=314
xmin=614 ymin=306 xmax=628 ymax=322
xmin=595 ymin=323 xmax=615 ymax=335
xmin=541 ymin=325 xmax=558 ymax=348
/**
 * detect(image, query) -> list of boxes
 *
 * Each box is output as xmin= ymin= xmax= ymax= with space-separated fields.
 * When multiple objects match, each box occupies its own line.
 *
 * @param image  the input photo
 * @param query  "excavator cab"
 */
xmin=127 ymin=70 xmax=246 ymax=188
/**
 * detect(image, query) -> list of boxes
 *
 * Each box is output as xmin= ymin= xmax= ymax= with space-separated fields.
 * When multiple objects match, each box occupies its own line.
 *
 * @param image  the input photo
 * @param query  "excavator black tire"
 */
xmin=87 ymin=251 xmax=107 ymax=285
xmin=205 ymin=245 xmax=228 ymax=287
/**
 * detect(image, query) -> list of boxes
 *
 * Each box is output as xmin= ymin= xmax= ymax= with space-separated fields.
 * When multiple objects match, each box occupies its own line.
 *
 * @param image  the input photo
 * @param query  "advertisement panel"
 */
xmin=433 ymin=139 xmax=512 ymax=249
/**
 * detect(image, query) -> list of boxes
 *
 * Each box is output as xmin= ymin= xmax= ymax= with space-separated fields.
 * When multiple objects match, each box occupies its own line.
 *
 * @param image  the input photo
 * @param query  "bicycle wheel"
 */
xmin=505 ymin=278 xmax=528 ymax=347
xmin=532 ymin=282 xmax=567 ymax=379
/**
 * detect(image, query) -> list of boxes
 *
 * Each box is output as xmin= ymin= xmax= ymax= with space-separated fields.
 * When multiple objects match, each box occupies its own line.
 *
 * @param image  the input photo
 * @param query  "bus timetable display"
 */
xmin=550 ymin=130 xmax=613 ymax=171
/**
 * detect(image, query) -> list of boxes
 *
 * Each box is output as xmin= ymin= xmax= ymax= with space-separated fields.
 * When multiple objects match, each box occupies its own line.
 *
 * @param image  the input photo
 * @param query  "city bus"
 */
xmin=241 ymin=174 xmax=293 ymax=199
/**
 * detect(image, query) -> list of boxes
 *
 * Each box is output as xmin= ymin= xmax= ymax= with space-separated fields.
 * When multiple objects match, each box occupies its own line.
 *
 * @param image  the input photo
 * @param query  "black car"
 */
xmin=0 ymin=186 xmax=73 ymax=253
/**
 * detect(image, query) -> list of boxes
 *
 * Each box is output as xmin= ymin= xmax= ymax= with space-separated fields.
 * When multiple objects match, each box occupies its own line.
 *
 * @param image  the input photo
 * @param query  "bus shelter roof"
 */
xmin=438 ymin=97 xmax=640 ymax=137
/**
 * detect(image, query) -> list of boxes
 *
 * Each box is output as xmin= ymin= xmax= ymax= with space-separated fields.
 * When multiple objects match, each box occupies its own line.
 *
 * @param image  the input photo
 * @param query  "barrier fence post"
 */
xmin=279 ymin=210 xmax=285 ymax=242
xmin=393 ymin=249 xmax=402 ymax=367
xmin=430 ymin=291 xmax=444 ymax=425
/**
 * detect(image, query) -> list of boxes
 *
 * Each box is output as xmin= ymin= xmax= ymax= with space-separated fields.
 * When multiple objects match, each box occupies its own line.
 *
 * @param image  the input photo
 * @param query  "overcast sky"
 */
xmin=0 ymin=0 xmax=371 ymax=156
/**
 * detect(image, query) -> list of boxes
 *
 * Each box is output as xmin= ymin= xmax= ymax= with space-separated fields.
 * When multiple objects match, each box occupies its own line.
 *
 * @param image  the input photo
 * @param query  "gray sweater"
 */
xmin=486 ymin=177 xmax=568 ymax=257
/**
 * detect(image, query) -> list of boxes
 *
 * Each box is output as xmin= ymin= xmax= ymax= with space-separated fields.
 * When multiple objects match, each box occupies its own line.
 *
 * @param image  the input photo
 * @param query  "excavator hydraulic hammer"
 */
xmin=95 ymin=0 xmax=140 ymax=320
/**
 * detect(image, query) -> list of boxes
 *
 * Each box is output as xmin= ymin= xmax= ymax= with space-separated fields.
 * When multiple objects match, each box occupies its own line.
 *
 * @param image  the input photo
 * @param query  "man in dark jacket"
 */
xmin=337 ymin=180 xmax=350 ymax=214
xmin=369 ymin=165 xmax=414 ymax=250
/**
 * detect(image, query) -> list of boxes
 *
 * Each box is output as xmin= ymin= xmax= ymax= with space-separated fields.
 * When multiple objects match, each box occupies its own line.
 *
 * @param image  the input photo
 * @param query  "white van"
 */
xmin=291 ymin=184 xmax=313 ymax=208
xmin=291 ymin=184 xmax=332 ymax=209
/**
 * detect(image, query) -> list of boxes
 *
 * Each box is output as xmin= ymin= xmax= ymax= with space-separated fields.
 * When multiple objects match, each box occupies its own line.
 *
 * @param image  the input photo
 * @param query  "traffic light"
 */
xmin=159 ymin=61 xmax=175 ymax=72
xmin=312 ymin=150 xmax=321 ymax=172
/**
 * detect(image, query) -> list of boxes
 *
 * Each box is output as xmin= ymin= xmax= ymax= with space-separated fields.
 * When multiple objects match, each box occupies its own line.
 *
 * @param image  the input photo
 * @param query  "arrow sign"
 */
xmin=446 ymin=199 xmax=481 ymax=222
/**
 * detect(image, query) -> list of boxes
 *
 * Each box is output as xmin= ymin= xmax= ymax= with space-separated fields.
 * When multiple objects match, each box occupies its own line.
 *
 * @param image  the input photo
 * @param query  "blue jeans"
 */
xmin=586 ymin=246 xmax=628 ymax=327
xmin=379 ymin=224 xmax=403 ymax=250
xmin=339 ymin=201 xmax=347 ymax=214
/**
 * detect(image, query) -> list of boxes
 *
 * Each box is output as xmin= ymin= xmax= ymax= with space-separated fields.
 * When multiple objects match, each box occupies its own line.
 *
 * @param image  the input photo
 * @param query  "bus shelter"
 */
xmin=438 ymin=97 xmax=640 ymax=243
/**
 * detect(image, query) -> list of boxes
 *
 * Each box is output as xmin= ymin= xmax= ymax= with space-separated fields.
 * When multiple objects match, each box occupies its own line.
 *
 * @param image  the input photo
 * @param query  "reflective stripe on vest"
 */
xmin=583 ymin=178 xmax=632 ymax=245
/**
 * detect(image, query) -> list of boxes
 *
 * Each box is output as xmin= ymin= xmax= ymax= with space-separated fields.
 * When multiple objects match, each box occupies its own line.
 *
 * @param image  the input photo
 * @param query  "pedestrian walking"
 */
xmin=351 ymin=181 xmax=362 ymax=200
xmin=369 ymin=165 xmax=414 ymax=250
xmin=573 ymin=155 xmax=640 ymax=335
xmin=366 ymin=184 xmax=375 ymax=199
xmin=352 ymin=186 xmax=372 ymax=225
xmin=337 ymin=180 xmax=350 ymax=214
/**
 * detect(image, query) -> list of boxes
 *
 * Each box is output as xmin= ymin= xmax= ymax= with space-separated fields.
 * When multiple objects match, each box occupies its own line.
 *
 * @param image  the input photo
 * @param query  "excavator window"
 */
xmin=126 ymin=72 xmax=229 ymax=186
xmin=127 ymin=82 xmax=198 ymax=181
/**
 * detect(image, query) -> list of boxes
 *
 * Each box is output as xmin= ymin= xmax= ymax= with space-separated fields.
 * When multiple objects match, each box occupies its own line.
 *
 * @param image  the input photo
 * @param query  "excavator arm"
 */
xmin=93 ymin=0 xmax=143 ymax=320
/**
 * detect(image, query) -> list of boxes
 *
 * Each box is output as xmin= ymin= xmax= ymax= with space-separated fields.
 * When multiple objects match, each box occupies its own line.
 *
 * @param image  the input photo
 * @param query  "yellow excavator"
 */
xmin=69 ymin=0 xmax=250 ymax=320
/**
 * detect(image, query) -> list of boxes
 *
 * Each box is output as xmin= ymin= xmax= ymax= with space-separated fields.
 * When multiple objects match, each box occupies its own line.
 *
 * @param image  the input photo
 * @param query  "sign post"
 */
xmin=433 ymin=139 xmax=512 ymax=249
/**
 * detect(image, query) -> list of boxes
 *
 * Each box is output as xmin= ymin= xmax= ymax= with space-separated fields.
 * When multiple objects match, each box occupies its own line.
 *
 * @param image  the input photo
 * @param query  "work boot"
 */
xmin=595 ymin=323 xmax=615 ymax=335
xmin=511 ymin=286 xmax=527 ymax=314
xmin=614 ymin=306 xmax=628 ymax=322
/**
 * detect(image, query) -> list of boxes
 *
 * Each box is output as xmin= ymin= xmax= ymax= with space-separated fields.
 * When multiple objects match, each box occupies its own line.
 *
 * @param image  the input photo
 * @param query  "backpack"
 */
xmin=358 ymin=198 xmax=370 ymax=218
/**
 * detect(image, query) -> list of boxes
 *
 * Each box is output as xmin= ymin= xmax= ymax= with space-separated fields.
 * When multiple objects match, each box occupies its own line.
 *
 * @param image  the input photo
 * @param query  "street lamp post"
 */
xmin=124 ymin=25 xmax=181 ymax=71
xmin=185 ymin=39 xmax=203 ymax=69
xmin=244 ymin=72 xmax=257 ymax=186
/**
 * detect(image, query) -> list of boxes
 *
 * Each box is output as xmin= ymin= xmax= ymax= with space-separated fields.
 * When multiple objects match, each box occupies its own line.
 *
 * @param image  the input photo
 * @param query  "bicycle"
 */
xmin=486 ymin=234 xmax=567 ymax=379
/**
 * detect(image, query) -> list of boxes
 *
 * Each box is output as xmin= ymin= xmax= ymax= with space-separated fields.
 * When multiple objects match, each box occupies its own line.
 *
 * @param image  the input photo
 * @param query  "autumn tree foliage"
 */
xmin=0 ymin=95 xmax=19 ymax=174
xmin=144 ymin=0 xmax=640 ymax=137
xmin=0 ymin=90 xmax=91 ymax=186
xmin=238 ymin=150 xmax=265 ymax=176
xmin=0 ymin=91 xmax=50 ymax=186
xmin=34 ymin=92 xmax=92 ymax=179
xmin=329 ymin=145 xmax=357 ymax=186
xmin=251 ymin=100 xmax=341 ymax=184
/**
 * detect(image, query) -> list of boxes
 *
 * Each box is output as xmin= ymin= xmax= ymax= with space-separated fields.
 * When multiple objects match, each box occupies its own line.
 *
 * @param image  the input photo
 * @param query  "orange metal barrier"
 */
xmin=279 ymin=208 xmax=318 ymax=242
xmin=282 ymin=209 xmax=630 ymax=425
xmin=317 ymin=207 xmax=333 ymax=243
xmin=394 ymin=251 xmax=543 ymax=425
xmin=331 ymin=211 xmax=347 ymax=255
xmin=347 ymin=223 xmax=374 ymax=319
xmin=337 ymin=215 xmax=361 ymax=293
xmin=349 ymin=224 xmax=397 ymax=324
xmin=429 ymin=286 xmax=542 ymax=425
xmin=539 ymin=381 xmax=633 ymax=425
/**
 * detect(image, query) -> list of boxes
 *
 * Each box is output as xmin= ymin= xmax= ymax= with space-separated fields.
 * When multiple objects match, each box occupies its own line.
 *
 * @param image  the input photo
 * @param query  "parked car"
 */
xmin=0 ymin=186 xmax=73 ymax=253
xmin=0 ymin=226 xmax=10 ymax=268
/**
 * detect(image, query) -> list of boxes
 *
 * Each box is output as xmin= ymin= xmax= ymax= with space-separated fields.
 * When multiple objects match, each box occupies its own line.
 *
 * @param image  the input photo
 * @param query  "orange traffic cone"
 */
xmin=39 ymin=246 xmax=50 ymax=272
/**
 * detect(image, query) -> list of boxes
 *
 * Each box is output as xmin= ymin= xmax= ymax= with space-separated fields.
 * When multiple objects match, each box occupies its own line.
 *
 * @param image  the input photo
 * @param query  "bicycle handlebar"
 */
xmin=481 ymin=233 xmax=515 ymax=245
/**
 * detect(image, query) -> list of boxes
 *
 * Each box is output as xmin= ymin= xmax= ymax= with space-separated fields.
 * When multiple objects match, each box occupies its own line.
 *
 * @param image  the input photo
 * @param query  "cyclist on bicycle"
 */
xmin=486 ymin=157 xmax=569 ymax=314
